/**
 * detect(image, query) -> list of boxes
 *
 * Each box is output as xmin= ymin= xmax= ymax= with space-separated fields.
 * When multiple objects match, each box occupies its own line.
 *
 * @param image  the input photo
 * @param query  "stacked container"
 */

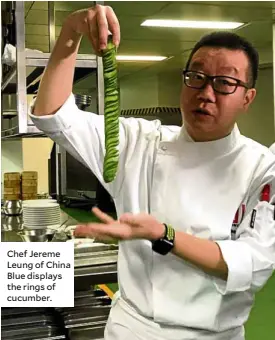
xmin=3 ymin=172 xmax=21 ymax=200
xmin=21 ymin=171 xmax=38 ymax=200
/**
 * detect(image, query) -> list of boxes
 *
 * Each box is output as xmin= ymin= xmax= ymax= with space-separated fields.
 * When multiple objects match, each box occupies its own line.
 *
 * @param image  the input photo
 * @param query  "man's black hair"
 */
xmin=185 ymin=31 xmax=259 ymax=88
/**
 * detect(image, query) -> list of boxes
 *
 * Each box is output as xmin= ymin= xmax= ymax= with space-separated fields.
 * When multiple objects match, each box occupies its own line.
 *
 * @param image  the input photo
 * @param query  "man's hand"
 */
xmin=33 ymin=4 xmax=120 ymax=116
xmin=74 ymin=207 xmax=165 ymax=242
xmin=74 ymin=208 xmax=228 ymax=280
xmin=64 ymin=5 xmax=120 ymax=54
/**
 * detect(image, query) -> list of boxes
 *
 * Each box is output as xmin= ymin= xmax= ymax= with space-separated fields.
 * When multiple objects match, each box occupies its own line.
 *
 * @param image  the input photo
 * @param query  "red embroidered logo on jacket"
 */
xmin=231 ymin=184 xmax=271 ymax=240
xmin=231 ymin=204 xmax=246 ymax=239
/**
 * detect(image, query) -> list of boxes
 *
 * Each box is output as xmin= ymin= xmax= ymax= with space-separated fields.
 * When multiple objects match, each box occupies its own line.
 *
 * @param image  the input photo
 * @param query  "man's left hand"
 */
xmin=74 ymin=207 xmax=165 ymax=241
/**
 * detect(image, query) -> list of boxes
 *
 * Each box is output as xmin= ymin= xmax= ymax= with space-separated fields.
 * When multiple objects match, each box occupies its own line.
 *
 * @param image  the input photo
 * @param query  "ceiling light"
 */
xmin=141 ymin=19 xmax=244 ymax=30
xmin=116 ymin=55 xmax=167 ymax=61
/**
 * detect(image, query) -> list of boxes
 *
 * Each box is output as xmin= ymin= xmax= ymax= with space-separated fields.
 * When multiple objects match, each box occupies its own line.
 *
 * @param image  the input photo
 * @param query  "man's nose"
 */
xmin=197 ymin=82 xmax=216 ymax=103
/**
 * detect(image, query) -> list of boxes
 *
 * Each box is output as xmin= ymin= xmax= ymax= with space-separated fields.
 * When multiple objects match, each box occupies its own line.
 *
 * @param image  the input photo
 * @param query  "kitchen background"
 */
xmin=2 ymin=1 xmax=275 ymax=194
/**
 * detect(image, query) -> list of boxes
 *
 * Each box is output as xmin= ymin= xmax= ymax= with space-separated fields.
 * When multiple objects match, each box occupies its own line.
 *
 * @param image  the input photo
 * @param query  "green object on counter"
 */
xmin=62 ymin=206 xmax=117 ymax=223
xmin=105 ymin=282 xmax=119 ymax=293
xmin=62 ymin=206 xmax=118 ymax=245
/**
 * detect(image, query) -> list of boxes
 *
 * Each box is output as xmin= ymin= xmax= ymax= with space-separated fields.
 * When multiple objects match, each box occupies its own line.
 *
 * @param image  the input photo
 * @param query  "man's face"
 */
xmin=180 ymin=47 xmax=256 ymax=141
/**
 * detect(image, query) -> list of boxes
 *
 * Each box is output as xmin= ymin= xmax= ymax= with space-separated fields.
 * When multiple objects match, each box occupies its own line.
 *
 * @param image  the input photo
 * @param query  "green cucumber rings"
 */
xmin=102 ymin=37 xmax=120 ymax=183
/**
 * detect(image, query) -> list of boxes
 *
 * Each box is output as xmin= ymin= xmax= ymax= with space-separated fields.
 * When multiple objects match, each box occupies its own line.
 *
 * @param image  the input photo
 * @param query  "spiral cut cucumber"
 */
xmin=102 ymin=38 xmax=120 ymax=183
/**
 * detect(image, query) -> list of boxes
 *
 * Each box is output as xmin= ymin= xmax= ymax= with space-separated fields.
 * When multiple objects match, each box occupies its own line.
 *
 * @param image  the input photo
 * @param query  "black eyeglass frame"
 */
xmin=182 ymin=70 xmax=251 ymax=95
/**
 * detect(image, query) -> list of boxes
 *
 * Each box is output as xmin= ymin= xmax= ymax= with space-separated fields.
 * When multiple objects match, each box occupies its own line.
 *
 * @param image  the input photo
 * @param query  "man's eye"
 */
xmin=192 ymin=74 xmax=204 ymax=81
xmin=217 ymin=78 xmax=235 ymax=86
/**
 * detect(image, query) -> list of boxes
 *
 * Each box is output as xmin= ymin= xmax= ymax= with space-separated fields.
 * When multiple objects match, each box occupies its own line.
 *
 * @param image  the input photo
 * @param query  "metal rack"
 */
xmin=1 ymin=1 xmax=104 ymax=139
xmin=1 ymin=243 xmax=118 ymax=340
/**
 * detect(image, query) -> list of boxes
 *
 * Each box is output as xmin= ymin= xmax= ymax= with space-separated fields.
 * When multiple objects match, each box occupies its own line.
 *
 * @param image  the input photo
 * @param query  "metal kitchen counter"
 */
xmin=1 ymin=208 xmax=78 ymax=242
xmin=1 ymin=205 xmax=119 ymax=290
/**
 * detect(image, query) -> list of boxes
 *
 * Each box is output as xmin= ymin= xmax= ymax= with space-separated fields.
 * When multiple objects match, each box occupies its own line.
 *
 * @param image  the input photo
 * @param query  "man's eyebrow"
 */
xmin=189 ymin=61 xmax=204 ymax=69
xmin=218 ymin=66 xmax=239 ymax=75
xmin=189 ymin=61 xmax=239 ymax=74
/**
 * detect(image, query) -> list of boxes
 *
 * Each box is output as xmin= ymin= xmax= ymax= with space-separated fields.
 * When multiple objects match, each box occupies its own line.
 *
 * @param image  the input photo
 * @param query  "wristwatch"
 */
xmin=152 ymin=223 xmax=175 ymax=255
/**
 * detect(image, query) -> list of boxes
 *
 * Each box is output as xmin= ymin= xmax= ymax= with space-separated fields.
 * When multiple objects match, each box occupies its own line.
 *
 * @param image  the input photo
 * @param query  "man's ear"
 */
xmin=243 ymin=88 xmax=257 ymax=112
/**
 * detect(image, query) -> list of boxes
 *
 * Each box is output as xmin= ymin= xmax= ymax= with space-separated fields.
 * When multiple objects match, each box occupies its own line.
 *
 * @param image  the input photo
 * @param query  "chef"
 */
xmin=30 ymin=5 xmax=275 ymax=340
xmin=270 ymin=142 xmax=275 ymax=154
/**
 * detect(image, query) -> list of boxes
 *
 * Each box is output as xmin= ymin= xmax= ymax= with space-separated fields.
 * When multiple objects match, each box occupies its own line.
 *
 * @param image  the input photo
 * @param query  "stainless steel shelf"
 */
xmin=1 ymin=125 xmax=47 ymax=139
xmin=26 ymin=52 xmax=97 ymax=68
xmin=1 ymin=1 xmax=104 ymax=139
xmin=1 ymin=66 xmax=16 ymax=91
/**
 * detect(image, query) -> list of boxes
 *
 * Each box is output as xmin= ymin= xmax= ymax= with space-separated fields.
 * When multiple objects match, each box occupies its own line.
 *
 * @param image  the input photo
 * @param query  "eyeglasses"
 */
xmin=182 ymin=70 xmax=250 ymax=95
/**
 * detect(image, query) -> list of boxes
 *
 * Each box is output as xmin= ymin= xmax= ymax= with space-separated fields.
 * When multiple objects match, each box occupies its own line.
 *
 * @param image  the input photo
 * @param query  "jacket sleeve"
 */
xmin=213 ymin=167 xmax=275 ymax=295
xmin=29 ymin=93 xmax=161 ymax=198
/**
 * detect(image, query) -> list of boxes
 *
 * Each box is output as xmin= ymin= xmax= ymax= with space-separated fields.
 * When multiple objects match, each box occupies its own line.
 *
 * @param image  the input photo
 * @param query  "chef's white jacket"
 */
xmin=30 ymin=94 xmax=275 ymax=339
xmin=270 ymin=142 xmax=275 ymax=154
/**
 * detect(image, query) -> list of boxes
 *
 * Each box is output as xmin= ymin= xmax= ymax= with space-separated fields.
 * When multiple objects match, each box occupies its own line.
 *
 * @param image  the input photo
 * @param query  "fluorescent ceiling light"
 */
xmin=141 ymin=19 xmax=244 ymax=29
xmin=116 ymin=55 xmax=167 ymax=61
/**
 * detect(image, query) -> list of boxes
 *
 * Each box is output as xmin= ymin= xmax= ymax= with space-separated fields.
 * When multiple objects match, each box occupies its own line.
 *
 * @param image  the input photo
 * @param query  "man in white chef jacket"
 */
xmin=30 ymin=6 xmax=275 ymax=340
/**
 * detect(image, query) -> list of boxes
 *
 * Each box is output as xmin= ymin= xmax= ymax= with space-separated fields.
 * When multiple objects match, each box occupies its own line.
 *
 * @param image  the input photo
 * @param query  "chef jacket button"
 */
xmin=161 ymin=146 xmax=167 ymax=151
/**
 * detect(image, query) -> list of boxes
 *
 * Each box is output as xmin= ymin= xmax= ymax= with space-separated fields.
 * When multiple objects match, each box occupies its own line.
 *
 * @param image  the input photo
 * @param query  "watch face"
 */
xmin=152 ymin=238 xmax=174 ymax=255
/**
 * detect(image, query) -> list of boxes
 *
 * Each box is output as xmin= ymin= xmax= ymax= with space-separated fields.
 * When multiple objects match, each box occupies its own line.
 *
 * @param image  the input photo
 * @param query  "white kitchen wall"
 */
xmin=120 ymin=74 xmax=159 ymax=109
xmin=22 ymin=137 xmax=54 ymax=194
xmin=1 ymin=138 xmax=53 ymax=195
xmin=238 ymin=66 xmax=274 ymax=146
xmin=157 ymin=69 xmax=182 ymax=107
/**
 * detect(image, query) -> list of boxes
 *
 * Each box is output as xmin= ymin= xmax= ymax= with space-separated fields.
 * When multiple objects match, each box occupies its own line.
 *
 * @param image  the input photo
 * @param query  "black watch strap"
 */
xmin=152 ymin=223 xmax=175 ymax=255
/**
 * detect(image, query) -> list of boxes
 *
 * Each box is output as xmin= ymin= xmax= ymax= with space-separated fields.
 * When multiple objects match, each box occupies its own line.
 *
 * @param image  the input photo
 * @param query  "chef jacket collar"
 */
xmin=176 ymin=124 xmax=241 ymax=157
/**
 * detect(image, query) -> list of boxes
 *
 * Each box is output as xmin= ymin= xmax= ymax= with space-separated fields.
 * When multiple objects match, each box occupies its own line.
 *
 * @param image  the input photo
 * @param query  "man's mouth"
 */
xmin=193 ymin=108 xmax=211 ymax=115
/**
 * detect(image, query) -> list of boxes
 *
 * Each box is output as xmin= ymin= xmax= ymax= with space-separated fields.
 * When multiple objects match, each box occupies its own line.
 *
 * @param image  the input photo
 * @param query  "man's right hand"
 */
xmin=33 ymin=5 xmax=120 ymax=116
xmin=64 ymin=5 xmax=120 ymax=54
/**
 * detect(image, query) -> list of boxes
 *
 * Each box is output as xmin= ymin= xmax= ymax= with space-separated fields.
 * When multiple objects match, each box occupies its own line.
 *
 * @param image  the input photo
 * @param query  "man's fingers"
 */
xmin=88 ymin=14 xmax=100 ymax=54
xmin=75 ymin=223 xmax=131 ymax=240
xmin=74 ymin=225 xmax=114 ymax=242
xmin=119 ymin=213 xmax=138 ymax=225
xmin=74 ymin=225 xmax=95 ymax=238
xmin=86 ymin=5 xmax=120 ymax=53
xmin=105 ymin=6 xmax=120 ymax=47
xmin=92 ymin=207 xmax=115 ymax=223
xmin=96 ymin=5 xmax=109 ymax=49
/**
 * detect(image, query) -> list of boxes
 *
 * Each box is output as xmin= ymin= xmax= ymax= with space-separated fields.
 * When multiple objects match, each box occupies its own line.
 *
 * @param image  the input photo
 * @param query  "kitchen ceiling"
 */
xmin=24 ymin=1 xmax=275 ymax=80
